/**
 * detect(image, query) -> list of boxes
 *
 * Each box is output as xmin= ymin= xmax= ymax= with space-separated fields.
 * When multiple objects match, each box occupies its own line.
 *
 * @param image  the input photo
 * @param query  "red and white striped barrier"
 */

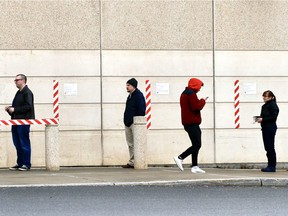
xmin=234 ymin=80 xmax=240 ymax=129
xmin=0 ymin=80 xmax=59 ymax=126
xmin=145 ymin=80 xmax=151 ymax=129
xmin=0 ymin=118 xmax=59 ymax=126
xmin=53 ymin=80 xmax=59 ymax=119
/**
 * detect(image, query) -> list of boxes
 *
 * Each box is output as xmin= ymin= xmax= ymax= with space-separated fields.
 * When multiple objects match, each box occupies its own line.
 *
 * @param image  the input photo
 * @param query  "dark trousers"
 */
xmin=11 ymin=125 xmax=31 ymax=168
xmin=179 ymin=124 xmax=202 ymax=167
xmin=262 ymin=125 xmax=277 ymax=168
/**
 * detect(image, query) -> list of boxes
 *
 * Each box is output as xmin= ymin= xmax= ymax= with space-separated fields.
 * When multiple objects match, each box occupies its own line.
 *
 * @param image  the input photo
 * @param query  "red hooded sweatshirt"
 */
xmin=180 ymin=78 xmax=206 ymax=125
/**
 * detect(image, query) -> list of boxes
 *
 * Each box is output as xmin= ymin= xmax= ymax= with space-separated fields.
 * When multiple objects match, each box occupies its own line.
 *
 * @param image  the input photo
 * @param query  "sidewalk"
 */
xmin=0 ymin=167 xmax=287 ymax=188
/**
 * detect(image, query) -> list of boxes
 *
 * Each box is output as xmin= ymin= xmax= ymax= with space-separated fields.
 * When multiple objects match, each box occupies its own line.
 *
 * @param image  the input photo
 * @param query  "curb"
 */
xmin=1 ymin=178 xmax=288 ymax=188
xmin=115 ymin=178 xmax=288 ymax=187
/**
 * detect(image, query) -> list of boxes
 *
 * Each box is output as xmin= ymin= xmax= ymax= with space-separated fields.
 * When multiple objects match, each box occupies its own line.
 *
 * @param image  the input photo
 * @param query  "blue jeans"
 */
xmin=11 ymin=125 xmax=31 ymax=168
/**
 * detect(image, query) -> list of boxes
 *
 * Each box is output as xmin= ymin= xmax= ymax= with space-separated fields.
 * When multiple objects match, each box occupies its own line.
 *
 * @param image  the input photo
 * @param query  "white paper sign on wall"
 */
xmin=243 ymin=82 xmax=257 ymax=95
xmin=64 ymin=83 xmax=78 ymax=96
xmin=156 ymin=83 xmax=169 ymax=95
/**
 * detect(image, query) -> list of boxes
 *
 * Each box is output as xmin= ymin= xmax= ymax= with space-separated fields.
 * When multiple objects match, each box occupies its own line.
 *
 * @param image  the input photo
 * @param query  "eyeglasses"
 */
xmin=14 ymin=79 xmax=23 ymax=82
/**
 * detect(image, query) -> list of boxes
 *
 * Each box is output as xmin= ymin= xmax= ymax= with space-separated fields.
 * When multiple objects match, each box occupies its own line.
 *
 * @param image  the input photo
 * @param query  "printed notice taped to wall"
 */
xmin=156 ymin=83 xmax=169 ymax=95
xmin=64 ymin=83 xmax=78 ymax=96
xmin=243 ymin=82 xmax=257 ymax=95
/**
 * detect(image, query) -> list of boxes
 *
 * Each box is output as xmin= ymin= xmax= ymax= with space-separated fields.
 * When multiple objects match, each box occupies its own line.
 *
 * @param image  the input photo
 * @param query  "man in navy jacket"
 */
xmin=122 ymin=78 xmax=146 ymax=168
xmin=5 ymin=74 xmax=35 ymax=171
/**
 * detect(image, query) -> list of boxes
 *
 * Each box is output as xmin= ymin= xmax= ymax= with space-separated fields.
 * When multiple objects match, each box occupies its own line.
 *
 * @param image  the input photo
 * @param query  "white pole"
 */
xmin=133 ymin=116 xmax=147 ymax=169
xmin=45 ymin=125 xmax=60 ymax=171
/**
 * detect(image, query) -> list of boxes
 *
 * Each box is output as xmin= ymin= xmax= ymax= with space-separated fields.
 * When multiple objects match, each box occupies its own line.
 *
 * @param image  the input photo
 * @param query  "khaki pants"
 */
xmin=125 ymin=125 xmax=134 ymax=166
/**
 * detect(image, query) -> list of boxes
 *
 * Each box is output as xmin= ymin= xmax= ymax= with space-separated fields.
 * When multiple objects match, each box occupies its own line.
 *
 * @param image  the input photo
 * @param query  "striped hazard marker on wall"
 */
xmin=234 ymin=80 xmax=240 ymax=129
xmin=145 ymin=80 xmax=151 ymax=129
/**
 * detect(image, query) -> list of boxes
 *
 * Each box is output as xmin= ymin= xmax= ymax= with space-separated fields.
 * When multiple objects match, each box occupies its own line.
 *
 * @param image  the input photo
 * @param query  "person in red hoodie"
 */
xmin=173 ymin=78 xmax=208 ymax=173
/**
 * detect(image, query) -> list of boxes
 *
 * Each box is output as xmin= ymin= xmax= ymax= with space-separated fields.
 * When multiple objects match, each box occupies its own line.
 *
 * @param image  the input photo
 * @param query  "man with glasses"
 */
xmin=5 ymin=74 xmax=35 ymax=171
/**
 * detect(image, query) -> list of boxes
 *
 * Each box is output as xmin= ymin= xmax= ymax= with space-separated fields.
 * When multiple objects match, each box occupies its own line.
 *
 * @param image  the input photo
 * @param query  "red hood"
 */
xmin=188 ymin=78 xmax=203 ymax=91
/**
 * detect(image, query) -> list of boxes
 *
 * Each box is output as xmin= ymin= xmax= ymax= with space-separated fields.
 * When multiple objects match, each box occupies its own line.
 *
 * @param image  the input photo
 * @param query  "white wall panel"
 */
xmin=102 ymin=131 xmax=129 ymax=165
xmin=59 ymin=104 xmax=101 ymax=130
xmin=0 ymin=133 xmax=14 ymax=167
xmin=60 ymin=131 xmax=101 ymax=166
xmin=215 ymin=51 xmax=288 ymax=76
xmin=102 ymin=50 xmax=213 ymax=77
xmin=0 ymin=51 xmax=100 ymax=77
xmin=215 ymin=129 xmax=288 ymax=164
xmin=102 ymin=104 xmax=125 ymax=130
xmin=215 ymin=129 xmax=266 ymax=163
xmin=276 ymin=130 xmax=288 ymax=162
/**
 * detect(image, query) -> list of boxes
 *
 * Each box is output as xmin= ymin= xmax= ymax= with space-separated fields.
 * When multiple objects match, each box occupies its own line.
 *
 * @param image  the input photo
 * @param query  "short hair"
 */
xmin=16 ymin=74 xmax=27 ymax=83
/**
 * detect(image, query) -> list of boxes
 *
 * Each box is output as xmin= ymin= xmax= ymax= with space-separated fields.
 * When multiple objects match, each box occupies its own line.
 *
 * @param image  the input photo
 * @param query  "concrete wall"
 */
xmin=0 ymin=0 xmax=287 ymax=168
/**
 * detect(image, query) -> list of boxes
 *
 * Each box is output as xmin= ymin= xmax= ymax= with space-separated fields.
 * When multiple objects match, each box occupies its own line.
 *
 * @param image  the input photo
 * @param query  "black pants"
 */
xmin=262 ymin=125 xmax=277 ymax=168
xmin=179 ymin=124 xmax=201 ymax=167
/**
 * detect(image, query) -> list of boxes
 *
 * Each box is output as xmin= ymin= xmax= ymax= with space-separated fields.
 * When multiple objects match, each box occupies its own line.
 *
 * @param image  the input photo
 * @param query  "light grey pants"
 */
xmin=125 ymin=125 xmax=134 ymax=166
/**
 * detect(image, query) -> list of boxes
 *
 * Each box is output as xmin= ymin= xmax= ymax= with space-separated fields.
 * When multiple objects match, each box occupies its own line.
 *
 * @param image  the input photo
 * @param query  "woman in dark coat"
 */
xmin=256 ymin=90 xmax=279 ymax=172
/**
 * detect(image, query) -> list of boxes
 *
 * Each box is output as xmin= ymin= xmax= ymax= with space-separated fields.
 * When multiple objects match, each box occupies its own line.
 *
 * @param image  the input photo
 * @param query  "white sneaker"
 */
xmin=173 ymin=156 xmax=184 ymax=171
xmin=191 ymin=166 xmax=206 ymax=174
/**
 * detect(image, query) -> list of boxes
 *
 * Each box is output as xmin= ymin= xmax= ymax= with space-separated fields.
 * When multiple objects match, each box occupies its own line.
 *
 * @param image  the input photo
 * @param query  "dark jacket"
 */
xmin=11 ymin=85 xmax=35 ymax=119
xmin=124 ymin=88 xmax=146 ymax=127
xmin=260 ymin=100 xmax=279 ymax=128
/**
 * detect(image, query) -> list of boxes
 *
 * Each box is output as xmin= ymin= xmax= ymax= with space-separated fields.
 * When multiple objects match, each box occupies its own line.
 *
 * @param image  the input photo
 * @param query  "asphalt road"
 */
xmin=0 ymin=185 xmax=287 ymax=216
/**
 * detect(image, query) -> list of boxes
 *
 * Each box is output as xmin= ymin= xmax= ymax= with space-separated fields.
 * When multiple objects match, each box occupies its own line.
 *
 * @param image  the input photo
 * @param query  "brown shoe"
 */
xmin=121 ymin=164 xmax=134 ymax=168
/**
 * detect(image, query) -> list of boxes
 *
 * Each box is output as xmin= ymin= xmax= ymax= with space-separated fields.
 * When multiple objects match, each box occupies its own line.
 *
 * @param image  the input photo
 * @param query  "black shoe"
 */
xmin=261 ymin=166 xmax=276 ymax=172
xmin=9 ymin=165 xmax=21 ymax=171
xmin=18 ymin=165 xmax=30 ymax=171
xmin=121 ymin=164 xmax=134 ymax=168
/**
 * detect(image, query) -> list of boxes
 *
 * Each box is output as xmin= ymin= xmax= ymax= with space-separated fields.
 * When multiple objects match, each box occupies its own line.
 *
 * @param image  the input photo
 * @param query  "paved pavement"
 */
xmin=0 ymin=166 xmax=288 ymax=187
